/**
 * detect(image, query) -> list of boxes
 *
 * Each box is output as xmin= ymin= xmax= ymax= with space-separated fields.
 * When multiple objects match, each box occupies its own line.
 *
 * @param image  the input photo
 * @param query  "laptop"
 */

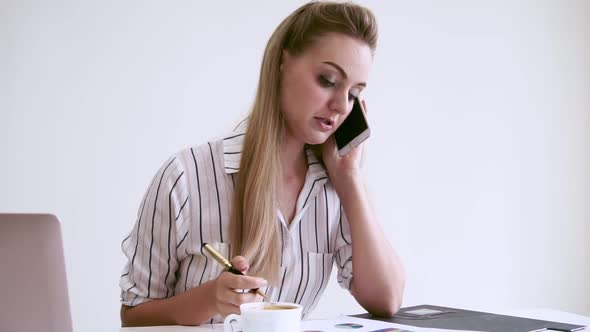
xmin=0 ymin=214 xmax=73 ymax=332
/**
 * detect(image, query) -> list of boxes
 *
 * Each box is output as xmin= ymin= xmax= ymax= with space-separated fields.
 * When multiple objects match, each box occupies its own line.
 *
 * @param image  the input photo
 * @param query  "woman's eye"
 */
xmin=319 ymin=75 xmax=335 ymax=87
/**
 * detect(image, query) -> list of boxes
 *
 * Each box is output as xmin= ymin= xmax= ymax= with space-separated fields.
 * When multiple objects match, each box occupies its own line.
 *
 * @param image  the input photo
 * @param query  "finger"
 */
xmin=322 ymin=136 xmax=338 ymax=158
xmin=219 ymin=287 xmax=242 ymax=307
xmin=237 ymin=275 xmax=267 ymax=290
xmin=361 ymin=99 xmax=368 ymax=114
xmin=221 ymin=273 xmax=267 ymax=291
xmin=220 ymin=288 xmax=243 ymax=307
xmin=230 ymin=256 xmax=249 ymax=273
xmin=222 ymin=288 xmax=260 ymax=307
xmin=218 ymin=301 xmax=240 ymax=317
xmin=235 ymin=291 xmax=260 ymax=306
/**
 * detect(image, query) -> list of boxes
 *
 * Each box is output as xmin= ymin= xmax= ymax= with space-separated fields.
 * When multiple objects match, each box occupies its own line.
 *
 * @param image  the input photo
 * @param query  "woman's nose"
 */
xmin=329 ymin=93 xmax=350 ymax=114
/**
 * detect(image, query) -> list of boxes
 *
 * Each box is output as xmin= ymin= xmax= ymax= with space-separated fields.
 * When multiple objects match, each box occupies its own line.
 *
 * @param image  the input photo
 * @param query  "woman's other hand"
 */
xmin=213 ymin=256 xmax=267 ymax=317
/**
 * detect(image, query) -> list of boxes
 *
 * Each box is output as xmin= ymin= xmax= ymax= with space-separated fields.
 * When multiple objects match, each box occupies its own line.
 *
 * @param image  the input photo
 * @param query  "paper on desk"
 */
xmin=302 ymin=316 xmax=482 ymax=332
xmin=190 ymin=316 xmax=486 ymax=332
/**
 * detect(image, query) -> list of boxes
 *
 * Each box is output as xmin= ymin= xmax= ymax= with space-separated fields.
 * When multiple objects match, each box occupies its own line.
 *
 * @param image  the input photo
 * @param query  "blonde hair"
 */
xmin=230 ymin=1 xmax=378 ymax=284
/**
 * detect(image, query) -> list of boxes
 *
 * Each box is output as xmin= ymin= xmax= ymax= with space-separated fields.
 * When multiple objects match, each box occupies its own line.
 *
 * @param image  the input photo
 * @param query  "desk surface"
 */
xmin=500 ymin=308 xmax=589 ymax=331
xmin=119 ymin=308 xmax=590 ymax=332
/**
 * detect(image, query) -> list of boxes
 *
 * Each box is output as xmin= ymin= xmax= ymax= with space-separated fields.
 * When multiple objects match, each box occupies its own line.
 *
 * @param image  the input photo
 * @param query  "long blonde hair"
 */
xmin=230 ymin=1 xmax=378 ymax=284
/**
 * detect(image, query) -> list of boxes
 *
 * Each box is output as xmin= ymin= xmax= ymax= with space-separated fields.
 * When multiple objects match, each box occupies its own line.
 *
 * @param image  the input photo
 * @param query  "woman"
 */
xmin=119 ymin=1 xmax=405 ymax=326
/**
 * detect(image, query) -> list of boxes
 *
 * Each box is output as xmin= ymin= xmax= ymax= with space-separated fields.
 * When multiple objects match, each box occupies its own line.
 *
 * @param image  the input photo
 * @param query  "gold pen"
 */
xmin=202 ymin=243 xmax=269 ymax=301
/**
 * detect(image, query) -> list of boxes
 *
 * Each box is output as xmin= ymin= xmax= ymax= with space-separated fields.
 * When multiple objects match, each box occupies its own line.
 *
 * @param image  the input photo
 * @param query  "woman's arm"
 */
xmin=332 ymin=171 xmax=405 ymax=317
xmin=322 ymin=100 xmax=405 ymax=316
xmin=121 ymin=280 xmax=217 ymax=326
xmin=121 ymin=257 xmax=267 ymax=326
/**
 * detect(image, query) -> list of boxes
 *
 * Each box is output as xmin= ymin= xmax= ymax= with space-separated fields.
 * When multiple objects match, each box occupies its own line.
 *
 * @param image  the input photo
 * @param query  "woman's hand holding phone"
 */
xmin=321 ymin=98 xmax=369 ymax=181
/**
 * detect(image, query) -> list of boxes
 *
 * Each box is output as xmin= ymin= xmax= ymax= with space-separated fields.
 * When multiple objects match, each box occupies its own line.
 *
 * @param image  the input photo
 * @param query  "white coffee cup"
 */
xmin=223 ymin=302 xmax=302 ymax=332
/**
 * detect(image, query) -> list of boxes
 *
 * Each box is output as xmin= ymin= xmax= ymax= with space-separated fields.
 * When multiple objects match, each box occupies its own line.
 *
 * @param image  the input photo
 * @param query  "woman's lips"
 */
xmin=314 ymin=117 xmax=334 ymax=131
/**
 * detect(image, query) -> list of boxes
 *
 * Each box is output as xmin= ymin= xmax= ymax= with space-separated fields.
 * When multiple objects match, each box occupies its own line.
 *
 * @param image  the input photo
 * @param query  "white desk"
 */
xmin=119 ymin=308 xmax=590 ymax=331
xmin=500 ymin=308 xmax=590 ymax=331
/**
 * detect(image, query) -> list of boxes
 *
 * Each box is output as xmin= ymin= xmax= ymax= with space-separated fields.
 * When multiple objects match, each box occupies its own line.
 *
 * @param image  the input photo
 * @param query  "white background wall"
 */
xmin=1 ymin=0 xmax=589 ymax=331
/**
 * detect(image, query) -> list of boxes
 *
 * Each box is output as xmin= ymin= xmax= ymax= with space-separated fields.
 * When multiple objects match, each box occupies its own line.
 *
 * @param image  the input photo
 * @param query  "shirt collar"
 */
xmin=221 ymin=123 xmax=328 ymax=180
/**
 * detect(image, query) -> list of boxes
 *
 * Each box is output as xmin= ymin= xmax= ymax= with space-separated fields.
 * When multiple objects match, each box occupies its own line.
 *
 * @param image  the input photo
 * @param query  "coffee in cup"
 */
xmin=223 ymin=302 xmax=302 ymax=332
xmin=263 ymin=304 xmax=298 ymax=310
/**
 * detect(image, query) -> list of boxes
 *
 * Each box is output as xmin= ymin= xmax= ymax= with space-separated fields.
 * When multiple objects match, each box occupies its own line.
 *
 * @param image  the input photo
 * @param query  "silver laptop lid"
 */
xmin=0 ymin=214 xmax=73 ymax=332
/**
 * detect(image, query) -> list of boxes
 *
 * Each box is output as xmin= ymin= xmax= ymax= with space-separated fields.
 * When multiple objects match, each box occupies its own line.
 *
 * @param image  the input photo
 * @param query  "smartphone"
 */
xmin=334 ymin=97 xmax=370 ymax=156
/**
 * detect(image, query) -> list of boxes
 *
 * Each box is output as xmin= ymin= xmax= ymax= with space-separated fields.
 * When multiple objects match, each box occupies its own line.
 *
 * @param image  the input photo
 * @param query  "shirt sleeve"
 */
xmin=334 ymin=204 xmax=353 ymax=291
xmin=119 ymin=155 xmax=189 ymax=306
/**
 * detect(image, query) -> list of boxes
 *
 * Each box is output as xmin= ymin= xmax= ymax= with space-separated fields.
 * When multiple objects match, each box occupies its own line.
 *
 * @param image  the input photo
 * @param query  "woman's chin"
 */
xmin=305 ymin=132 xmax=331 ymax=145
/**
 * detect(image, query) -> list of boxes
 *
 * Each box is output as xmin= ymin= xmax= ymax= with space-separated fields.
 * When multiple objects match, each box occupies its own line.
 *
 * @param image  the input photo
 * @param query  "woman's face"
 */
xmin=279 ymin=32 xmax=373 ymax=146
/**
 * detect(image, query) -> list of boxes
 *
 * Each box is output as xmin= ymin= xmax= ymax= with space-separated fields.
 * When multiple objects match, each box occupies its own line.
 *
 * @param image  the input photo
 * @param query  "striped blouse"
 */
xmin=119 ymin=125 xmax=354 ymax=322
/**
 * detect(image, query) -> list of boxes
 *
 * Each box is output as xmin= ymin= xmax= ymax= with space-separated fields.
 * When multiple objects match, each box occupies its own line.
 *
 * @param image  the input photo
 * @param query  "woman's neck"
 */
xmin=280 ymin=131 xmax=308 ymax=179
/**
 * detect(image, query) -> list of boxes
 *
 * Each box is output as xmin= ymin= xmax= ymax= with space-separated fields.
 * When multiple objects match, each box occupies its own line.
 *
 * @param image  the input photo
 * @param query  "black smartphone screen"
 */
xmin=334 ymin=98 xmax=368 ymax=150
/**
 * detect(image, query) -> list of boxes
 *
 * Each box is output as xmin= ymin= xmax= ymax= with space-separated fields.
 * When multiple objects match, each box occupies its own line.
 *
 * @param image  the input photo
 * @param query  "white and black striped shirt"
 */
xmin=119 ymin=125 xmax=354 ymax=321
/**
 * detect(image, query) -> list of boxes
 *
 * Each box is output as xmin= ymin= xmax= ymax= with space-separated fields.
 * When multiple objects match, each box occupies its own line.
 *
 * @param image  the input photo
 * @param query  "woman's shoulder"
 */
xmin=165 ymin=124 xmax=247 ymax=175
